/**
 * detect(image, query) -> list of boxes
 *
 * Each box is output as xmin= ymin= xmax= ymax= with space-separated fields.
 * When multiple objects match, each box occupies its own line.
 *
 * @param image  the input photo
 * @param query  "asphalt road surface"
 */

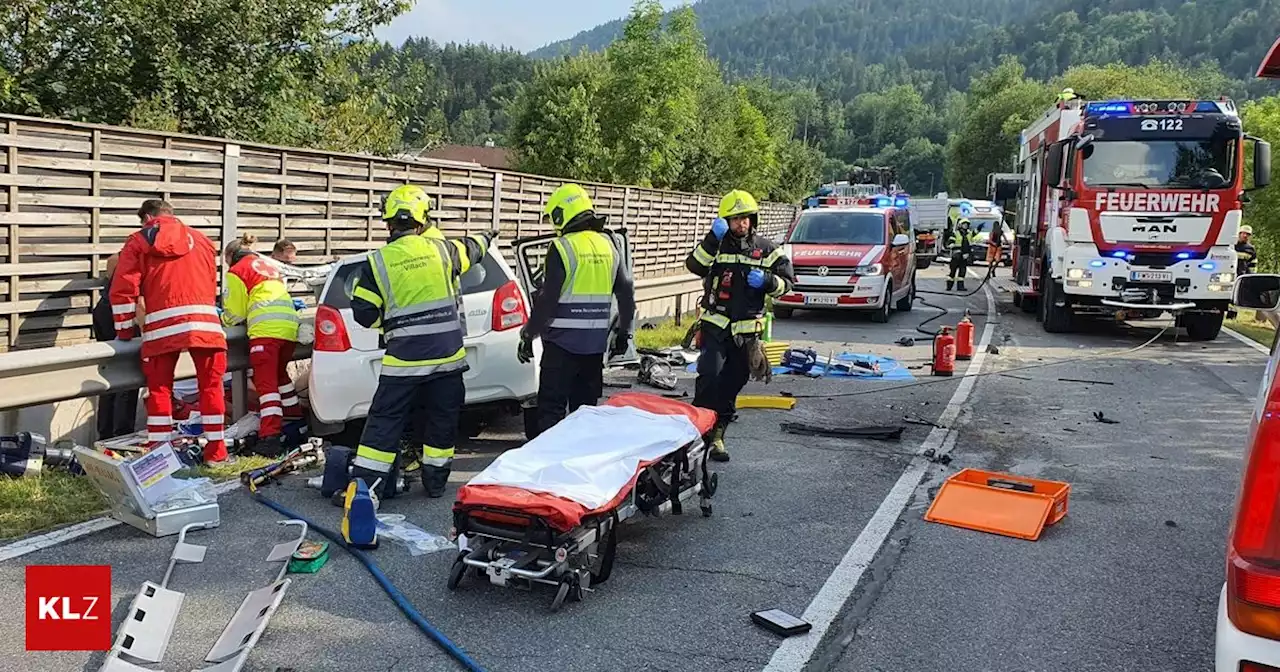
xmin=0 ymin=264 xmax=1265 ymax=672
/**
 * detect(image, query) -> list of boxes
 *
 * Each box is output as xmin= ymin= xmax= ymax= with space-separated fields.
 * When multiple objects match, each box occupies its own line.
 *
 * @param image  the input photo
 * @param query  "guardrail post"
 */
xmin=221 ymin=144 xmax=248 ymax=421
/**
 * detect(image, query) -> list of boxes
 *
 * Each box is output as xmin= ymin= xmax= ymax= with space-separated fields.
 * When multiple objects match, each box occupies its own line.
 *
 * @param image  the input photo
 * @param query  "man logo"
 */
xmin=817 ymin=266 xmax=830 ymax=277
xmin=1140 ymin=119 xmax=1158 ymax=131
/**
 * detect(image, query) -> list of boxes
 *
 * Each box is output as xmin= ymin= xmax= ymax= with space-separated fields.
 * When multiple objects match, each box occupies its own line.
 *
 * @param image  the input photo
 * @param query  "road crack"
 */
xmin=616 ymin=559 xmax=807 ymax=589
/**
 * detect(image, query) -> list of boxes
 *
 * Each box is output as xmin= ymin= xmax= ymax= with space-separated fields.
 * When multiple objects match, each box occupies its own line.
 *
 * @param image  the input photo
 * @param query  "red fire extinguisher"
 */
xmin=933 ymin=327 xmax=956 ymax=377
xmin=955 ymin=313 xmax=975 ymax=361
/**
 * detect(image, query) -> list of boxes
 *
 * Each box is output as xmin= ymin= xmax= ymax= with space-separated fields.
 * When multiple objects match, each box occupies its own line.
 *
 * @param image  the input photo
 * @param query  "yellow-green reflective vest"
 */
xmin=369 ymin=235 xmax=466 ymax=378
xmin=547 ymin=230 xmax=618 ymax=353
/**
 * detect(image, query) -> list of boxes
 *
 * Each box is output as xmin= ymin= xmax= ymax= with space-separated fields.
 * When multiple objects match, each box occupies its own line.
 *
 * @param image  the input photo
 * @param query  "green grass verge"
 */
xmin=635 ymin=315 xmax=694 ymax=350
xmin=1226 ymin=309 xmax=1277 ymax=347
xmin=0 ymin=453 xmax=278 ymax=542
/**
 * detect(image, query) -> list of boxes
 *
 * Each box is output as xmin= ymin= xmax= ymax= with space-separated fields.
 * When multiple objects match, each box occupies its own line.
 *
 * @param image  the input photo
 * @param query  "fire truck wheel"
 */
xmin=871 ymin=282 xmax=892 ymax=323
xmin=774 ymin=307 xmax=794 ymax=319
xmin=1179 ymin=311 xmax=1224 ymax=341
xmin=1041 ymin=278 xmax=1074 ymax=333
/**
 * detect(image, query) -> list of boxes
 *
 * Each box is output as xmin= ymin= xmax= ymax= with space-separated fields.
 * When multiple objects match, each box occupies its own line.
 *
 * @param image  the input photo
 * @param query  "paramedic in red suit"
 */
xmin=110 ymin=200 xmax=230 ymax=464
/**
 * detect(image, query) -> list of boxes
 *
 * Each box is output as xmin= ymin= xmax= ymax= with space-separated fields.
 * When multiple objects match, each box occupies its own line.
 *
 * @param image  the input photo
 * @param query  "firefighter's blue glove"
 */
xmin=292 ymin=299 xmax=306 ymax=310
xmin=711 ymin=217 xmax=729 ymax=240
xmin=747 ymin=269 xmax=767 ymax=289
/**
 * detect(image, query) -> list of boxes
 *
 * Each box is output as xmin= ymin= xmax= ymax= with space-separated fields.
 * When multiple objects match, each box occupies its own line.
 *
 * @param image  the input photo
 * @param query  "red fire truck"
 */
xmin=1009 ymin=97 xmax=1271 ymax=340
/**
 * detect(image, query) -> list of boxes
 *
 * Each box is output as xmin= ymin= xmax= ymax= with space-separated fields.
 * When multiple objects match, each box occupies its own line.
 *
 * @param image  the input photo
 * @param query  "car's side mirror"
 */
xmin=1234 ymin=274 xmax=1280 ymax=310
xmin=892 ymin=233 xmax=910 ymax=247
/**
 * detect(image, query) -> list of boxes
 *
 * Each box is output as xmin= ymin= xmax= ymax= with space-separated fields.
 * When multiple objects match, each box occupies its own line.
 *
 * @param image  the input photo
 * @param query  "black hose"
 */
xmin=250 ymin=492 xmax=487 ymax=672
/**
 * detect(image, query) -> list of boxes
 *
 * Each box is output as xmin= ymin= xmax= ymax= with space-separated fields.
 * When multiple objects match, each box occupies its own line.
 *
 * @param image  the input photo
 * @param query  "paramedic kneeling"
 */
xmin=519 ymin=183 xmax=636 ymax=437
xmin=687 ymin=190 xmax=794 ymax=462
xmin=348 ymin=185 xmax=496 ymax=499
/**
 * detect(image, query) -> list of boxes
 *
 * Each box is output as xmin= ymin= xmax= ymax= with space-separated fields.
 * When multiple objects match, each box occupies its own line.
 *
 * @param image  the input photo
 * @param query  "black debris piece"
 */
xmin=1061 ymin=378 xmax=1115 ymax=386
xmin=1093 ymin=411 xmax=1120 ymax=424
xmin=779 ymin=422 xmax=905 ymax=441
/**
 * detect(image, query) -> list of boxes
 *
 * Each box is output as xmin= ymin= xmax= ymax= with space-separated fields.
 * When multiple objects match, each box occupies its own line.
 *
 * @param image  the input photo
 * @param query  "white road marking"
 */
xmin=763 ymin=281 xmax=997 ymax=672
xmin=0 ymin=479 xmax=242 ymax=563
xmin=1223 ymin=326 xmax=1271 ymax=355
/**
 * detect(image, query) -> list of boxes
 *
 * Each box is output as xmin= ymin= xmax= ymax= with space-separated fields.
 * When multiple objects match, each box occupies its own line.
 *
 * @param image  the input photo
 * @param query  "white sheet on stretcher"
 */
xmin=467 ymin=405 xmax=701 ymax=510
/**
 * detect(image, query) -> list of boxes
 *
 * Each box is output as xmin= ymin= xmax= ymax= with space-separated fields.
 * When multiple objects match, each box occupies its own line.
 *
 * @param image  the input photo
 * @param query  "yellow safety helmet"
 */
xmin=544 ymin=183 xmax=595 ymax=232
xmin=382 ymin=184 xmax=432 ymax=226
xmin=719 ymin=190 xmax=760 ymax=219
xmin=1241 ymin=224 xmax=1254 ymax=235
xmin=958 ymin=218 xmax=972 ymax=227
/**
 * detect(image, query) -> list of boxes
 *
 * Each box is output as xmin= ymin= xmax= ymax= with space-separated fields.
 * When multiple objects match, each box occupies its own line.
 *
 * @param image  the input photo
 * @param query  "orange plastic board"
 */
xmin=925 ymin=480 xmax=1055 ymax=541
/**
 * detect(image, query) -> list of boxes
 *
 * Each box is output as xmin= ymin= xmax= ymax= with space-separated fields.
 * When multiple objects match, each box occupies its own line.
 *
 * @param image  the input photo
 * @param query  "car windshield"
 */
xmin=967 ymin=218 xmax=1002 ymax=234
xmin=788 ymin=211 xmax=885 ymax=245
xmin=321 ymin=252 xmax=506 ymax=309
xmin=1081 ymin=139 xmax=1236 ymax=189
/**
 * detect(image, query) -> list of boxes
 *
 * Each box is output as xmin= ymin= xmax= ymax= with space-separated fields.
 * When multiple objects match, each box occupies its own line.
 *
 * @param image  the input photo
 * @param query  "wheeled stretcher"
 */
xmin=449 ymin=392 xmax=719 ymax=611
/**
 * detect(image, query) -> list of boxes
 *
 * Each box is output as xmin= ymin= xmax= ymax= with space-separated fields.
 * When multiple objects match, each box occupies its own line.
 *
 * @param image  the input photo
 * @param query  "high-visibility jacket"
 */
xmin=546 ymin=230 xmax=619 ymax=353
xmin=349 ymin=228 xmax=490 ymax=379
xmin=686 ymin=230 xmax=794 ymax=337
xmin=110 ymin=215 xmax=226 ymax=357
xmin=951 ymin=230 xmax=980 ymax=255
xmin=221 ymin=253 xmax=299 ymax=341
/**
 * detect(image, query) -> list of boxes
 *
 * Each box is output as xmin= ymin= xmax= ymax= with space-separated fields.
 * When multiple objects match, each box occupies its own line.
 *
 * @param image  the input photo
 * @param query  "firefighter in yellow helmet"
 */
xmin=346 ymin=184 xmax=498 ymax=499
xmin=948 ymin=218 xmax=980 ymax=291
xmin=686 ymin=190 xmax=795 ymax=461
xmin=518 ymin=183 xmax=636 ymax=436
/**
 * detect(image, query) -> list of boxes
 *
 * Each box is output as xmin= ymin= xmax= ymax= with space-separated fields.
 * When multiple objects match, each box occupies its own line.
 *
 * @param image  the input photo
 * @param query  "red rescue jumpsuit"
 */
xmin=221 ymin=253 xmax=301 ymax=441
xmin=110 ymin=215 xmax=229 ymax=462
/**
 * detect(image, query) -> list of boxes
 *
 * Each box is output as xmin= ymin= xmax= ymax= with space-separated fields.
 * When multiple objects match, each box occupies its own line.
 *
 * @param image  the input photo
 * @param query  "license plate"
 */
xmin=806 ymin=295 xmax=839 ymax=306
xmin=1130 ymin=270 xmax=1172 ymax=283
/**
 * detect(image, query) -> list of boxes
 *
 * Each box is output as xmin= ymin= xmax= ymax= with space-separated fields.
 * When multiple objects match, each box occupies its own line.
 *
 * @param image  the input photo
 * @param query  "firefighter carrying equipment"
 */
xmin=925 ymin=468 xmax=1070 ymax=541
xmin=687 ymin=190 xmax=796 ymax=463
xmin=452 ymin=393 xmax=719 ymax=611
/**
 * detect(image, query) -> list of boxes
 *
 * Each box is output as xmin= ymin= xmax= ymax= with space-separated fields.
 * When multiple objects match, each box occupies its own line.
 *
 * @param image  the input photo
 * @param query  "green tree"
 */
xmin=946 ymin=57 xmax=1050 ymax=197
xmin=598 ymin=1 xmax=706 ymax=187
xmin=508 ymin=53 xmax=609 ymax=180
xmin=1243 ymin=96 xmax=1280 ymax=272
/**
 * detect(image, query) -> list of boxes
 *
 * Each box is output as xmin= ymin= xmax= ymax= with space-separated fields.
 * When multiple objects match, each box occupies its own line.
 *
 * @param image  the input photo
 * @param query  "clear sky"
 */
xmin=375 ymin=0 xmax=689 ymax=52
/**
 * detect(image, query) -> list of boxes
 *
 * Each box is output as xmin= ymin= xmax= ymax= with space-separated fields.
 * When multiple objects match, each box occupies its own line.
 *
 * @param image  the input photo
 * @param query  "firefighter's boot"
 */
xmin=423 ymin=461 xmax=451 ymax=498
xmin=957 ymin=281 xmax=967 ymax=292
xmin=709 ymin=425 xmax=730 ymax=463
xmin=946 ymin=280 xmax=955 ymax=291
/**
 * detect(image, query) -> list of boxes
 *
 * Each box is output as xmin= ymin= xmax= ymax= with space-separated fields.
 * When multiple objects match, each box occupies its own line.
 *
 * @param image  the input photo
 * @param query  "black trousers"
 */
xmin=948 ymin=251 xmax=970 ymax=282
xmin=97 ymin=391 xmax=139 ymax=440
xmin=536 ymin=341 xmax=604 ymax=437
xmin=693 ymin=326 xmax=750 ymax=429
xmin=356 ymin=371 xmax=464 ymax=496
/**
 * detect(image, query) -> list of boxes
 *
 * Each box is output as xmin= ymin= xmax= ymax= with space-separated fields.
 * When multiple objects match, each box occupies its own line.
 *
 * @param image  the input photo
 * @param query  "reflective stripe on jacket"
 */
xmin=222 ymin=254 xmax=299 ymax=341
xmin=686 ymin=232 xmax=792 ymax=337
xmin=546 ymin=230 xmax=618 ymax=352
xmin=109 ymin=216 xmax=226 ymax=357
xmin=364 ymin=234 xmax=467 ymax=378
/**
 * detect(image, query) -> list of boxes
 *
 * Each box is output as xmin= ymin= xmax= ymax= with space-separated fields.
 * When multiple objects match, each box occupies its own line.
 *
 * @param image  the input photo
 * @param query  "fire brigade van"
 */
xmin=775 ymin=195 xmax=917 ymax=323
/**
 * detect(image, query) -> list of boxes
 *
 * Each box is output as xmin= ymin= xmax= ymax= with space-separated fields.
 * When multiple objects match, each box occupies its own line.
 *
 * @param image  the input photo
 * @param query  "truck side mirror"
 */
xmin=1254 ymin=138 xmax=1272 ymax=190
xmin=1044 ymin=143 xmax=1064 ymax=187
xmin=1234 ymin=274 xmax=1280 ymax=310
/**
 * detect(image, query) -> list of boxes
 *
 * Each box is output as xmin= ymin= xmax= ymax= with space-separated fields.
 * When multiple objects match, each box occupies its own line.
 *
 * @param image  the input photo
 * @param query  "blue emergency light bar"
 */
xmin=894 ymin=196 xmax=909 ymax=208
xmin=1085 ymin=100 xmax=1229 ymax=116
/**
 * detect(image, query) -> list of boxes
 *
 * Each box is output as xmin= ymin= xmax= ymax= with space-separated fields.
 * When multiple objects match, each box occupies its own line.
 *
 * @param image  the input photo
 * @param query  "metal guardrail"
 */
xmin=0 ymin=323 xmax=313 ymax=413
xmin=0 ymin=275 xmax=703 ymax=414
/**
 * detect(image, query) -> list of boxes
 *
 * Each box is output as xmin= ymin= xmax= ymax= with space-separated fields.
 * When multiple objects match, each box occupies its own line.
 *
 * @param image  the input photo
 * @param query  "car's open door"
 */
xmin=513 ymin=227 xmax=639 ymax=367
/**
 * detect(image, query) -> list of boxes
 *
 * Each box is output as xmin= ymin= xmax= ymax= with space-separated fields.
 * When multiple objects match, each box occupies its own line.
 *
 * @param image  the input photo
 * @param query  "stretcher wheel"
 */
xmin=591 ymin=525 xmax=618 ymax=585
xmin=701 ymin=503 xmax=713 ymax=517
xmin=550 ymin=580 xmax=571 ymax=612
xmin=447 ymin=554 xmax=468 ymax=591
xmin=707 ymin=472 xmax=719 ymax=496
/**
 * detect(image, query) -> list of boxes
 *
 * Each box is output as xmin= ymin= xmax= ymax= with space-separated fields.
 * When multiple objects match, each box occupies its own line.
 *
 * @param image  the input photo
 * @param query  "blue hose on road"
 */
xmin=251 ymin=492 xmax=488 ymax=672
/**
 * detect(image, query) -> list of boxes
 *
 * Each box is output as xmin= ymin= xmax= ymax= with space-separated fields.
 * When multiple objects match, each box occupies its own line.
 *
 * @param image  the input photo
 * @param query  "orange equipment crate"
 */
xmin=924 ymin=468 xmax=1070 ymax=541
